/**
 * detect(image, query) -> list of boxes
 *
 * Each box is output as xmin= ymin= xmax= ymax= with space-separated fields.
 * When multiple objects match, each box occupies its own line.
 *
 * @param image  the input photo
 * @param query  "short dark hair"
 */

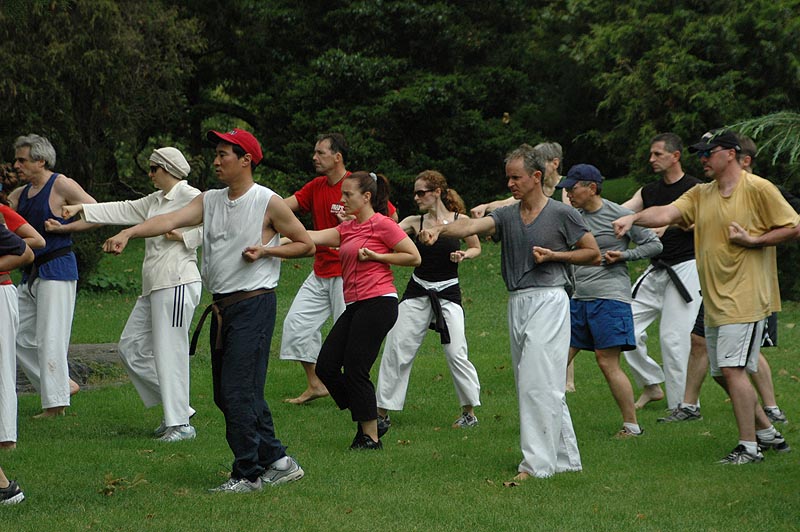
xmin=316 ymin=133 xmax=349 ymax=163
xmin=650 ymin=133 xmax=683 ymax=155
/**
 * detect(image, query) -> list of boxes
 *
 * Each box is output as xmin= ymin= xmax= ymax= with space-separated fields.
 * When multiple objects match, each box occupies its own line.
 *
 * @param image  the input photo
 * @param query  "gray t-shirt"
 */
xmin=489 ymin=198 xmax=589 ymax=291
xmin=572 ymin=199 xmax=662 ymax=302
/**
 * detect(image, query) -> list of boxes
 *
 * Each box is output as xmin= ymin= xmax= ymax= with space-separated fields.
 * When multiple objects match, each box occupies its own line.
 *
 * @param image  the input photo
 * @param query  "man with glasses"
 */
xmin=618 ymin=133 xmax=703 ymax=412
xmin=613 ymin=129 xmax=798 ymax=464
xmin=8 ymin=134 xmax=95 ymax=418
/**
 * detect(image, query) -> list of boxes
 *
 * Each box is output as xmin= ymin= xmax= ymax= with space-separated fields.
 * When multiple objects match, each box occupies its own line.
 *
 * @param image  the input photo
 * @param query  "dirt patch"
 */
xmin=16 ymin=343 xmax=126 ymax=393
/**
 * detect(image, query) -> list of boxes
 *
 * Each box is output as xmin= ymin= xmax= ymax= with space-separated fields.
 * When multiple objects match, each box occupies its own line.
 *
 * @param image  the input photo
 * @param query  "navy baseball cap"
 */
xmin=555 ymin=164 xmax=603 ymax=189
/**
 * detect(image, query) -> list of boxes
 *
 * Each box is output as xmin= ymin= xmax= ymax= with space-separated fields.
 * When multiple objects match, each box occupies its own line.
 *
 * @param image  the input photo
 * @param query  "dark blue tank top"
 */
xmin=17 ymin=173 xmax=78 ymax=281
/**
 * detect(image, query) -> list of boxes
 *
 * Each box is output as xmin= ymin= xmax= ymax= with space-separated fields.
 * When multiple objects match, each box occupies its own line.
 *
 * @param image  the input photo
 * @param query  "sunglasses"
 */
xmin=414 ymin=189 xmax=434 ymax=198
xmin=697 ymin=147 xmax=725 ymax=159
xmin=149 ymin=165 xmax=163 ymax=174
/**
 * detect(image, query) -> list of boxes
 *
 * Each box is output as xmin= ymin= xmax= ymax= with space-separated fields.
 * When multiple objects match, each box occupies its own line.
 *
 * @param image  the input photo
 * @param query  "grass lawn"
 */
xmin=4 ymin=237 xmax=799 ymax=531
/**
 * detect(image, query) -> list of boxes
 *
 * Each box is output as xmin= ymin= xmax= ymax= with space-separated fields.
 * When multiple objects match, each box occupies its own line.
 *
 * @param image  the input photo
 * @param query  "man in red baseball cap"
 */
xmin=102 ymin=127 xmax=315 ymax=493
xmin=207 ymin=128 xmax=263 ymax=167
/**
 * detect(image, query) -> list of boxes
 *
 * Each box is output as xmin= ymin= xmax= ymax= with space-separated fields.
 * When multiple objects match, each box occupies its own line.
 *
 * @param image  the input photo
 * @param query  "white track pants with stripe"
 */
xmin=118 ymin=282 xmax=201 ymax=427
xmin=0 ymin=285 xmax=19 ymax=442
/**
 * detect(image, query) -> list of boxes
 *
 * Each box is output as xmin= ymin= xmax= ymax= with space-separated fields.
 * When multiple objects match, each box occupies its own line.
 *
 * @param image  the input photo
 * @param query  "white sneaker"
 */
xmin=260 ymin=456 xmax=305 ymax=486
xmin=157 ymin=424 xmax=196 ymax=442
xmin=208 ymin=477 xmax=262 ymax=493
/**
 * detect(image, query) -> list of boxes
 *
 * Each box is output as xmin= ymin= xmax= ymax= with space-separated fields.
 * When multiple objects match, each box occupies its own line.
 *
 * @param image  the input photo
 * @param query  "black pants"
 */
xmin=211 ymin=291 xmax=285 ymax=481
xmin=316 ymin=296 xmax=398 ymax=422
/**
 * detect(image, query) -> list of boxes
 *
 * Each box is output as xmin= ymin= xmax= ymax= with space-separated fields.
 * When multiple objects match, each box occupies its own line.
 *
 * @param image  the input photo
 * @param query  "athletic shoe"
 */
xmin=614 ymin=426 xmax=644 ymax=439
xmin=350 ymin=433 xmax=383 ymax=450
xmin=0 ymin=480 xmax=24 ymax=505
xmin=718 ymin=445 xmax=764 ymax=465
xmin=377 ymin=415 xmax=391 ymax=438
xmin=757 ymin=431 xmax=792 ymax=453
xmin=657 ymin=406 xmax=702 ymax=423
xmin=154 ymin=420 xmax=168 ymax=438
xmin=208 ymin=477 xmax=262 ymax=493
xmin=452 ymin=412 xmax=479 ymax=428
xmin=763 ymin=407 xmax=788 ymax=425
xmin=260 ymin=456 xmax=305 ymax=486
xmin=157 ymin=424 xmax=196 ymax=443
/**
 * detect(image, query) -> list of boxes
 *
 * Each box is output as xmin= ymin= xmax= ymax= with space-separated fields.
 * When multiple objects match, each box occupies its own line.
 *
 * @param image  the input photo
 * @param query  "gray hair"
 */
xmin=505 ymin=143 xmax=547 ymax=177
xmin=14 ymin=134 xmax=56 ymax=169
xmin=533 ymin=141 xmax=562 ymax=163
xmin=650 ymin=133 xmax=683 ymax=155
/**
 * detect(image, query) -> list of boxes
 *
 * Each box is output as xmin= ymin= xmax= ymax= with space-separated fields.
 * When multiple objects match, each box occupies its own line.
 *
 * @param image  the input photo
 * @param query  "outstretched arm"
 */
xmin=419 ymin=216 xmax=496 ymax=246
xmin=470 ymin=196 xmax=518 ymax=218
xmin=103 ymin=194 xmax=204 ymax=255
xmin=613 ymin=205 xmax=682 ymax=239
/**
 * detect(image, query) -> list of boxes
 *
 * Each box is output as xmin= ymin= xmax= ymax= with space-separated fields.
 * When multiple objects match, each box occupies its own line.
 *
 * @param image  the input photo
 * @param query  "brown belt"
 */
xmin=189 ymin=288 xmax=274 ymax=357
xmin=0 ymin=273 xmax=11 ymax=284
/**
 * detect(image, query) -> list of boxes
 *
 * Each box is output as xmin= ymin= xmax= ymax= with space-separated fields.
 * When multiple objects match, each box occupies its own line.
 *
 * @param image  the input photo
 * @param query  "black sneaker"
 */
xmin=757 ymin=431 xmax=792 ymax=453
xmin=350 ymin=433 xmax=383 ymax=450
xmin=0 ymin=480 xmax=25 ymax=505
xmin=718 ymin=444 xmax=764 ymax=465
xmin=657 ymin=406 xmax=702 ymax=423
xmin=377 ymin=415 xmax=391 ymax=438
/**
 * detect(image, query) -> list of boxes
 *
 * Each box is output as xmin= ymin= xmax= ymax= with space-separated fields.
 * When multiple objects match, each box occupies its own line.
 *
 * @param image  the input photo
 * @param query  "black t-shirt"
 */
xmin=641 ymin=173 xmax=702 ymax=265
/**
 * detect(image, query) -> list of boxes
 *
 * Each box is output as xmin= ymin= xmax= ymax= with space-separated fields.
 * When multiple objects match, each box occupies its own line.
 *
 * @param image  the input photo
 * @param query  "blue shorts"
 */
xmin=570 ymin=299 xmax=636 ymax=351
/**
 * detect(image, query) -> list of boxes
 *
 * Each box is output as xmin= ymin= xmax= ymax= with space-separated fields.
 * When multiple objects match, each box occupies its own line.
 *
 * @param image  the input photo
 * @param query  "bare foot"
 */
xmin=283 ymin=387 xmax=329 ymax=405
xmin=0 ymin=441 xmax=16 ymax=450
xmin=634 ymin=384 xmax=664 ymax=410
xmin=69 ymin=378 xmax=80 ymax=396
xmin=566 ymin=381 xmax=576 ymax=393
xmin=33 ymin=407 xmax=66 ymax=419
xmin=512 ymin=471 xmax=532 ymax=482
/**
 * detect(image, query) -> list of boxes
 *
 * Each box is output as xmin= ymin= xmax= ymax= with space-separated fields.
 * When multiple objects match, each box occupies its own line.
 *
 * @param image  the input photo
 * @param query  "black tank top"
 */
xmin=412 ymin=213 xmax=460 ymax=282
xmin=641 ymin=174 xmax=701 ymax=264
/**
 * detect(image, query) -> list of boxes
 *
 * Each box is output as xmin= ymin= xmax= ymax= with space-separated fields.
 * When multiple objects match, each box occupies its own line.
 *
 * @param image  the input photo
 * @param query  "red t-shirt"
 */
xmin=336 ymin=213 xmax=407 ymax=304
xmin=294 ymin=174 xmax=397 ymax=278
xmin=0 ymin=204 xmax=27 ymax=282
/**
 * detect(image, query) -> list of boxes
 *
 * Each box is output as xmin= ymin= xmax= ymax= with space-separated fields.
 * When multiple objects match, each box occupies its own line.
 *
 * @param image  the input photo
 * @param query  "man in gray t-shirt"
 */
xmin=420 ymin=144 xmax=600 ymax=481
xmin=556 ymin=164 xmax=662 ymax=438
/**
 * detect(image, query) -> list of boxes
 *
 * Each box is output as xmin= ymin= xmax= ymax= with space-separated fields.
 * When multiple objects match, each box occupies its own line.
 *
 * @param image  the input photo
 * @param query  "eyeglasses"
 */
xmin=697 ymin=147 xmax=726 ymax=159
xmin=414 ymin=189 xmax=434 ymax=198
xmin=149 ymin=165 xmax=163 ymax=174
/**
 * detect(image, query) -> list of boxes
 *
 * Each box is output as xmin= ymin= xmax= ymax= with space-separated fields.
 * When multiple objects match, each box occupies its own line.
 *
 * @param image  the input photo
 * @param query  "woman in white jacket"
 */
xmin=50 ymin=148 xmax=202 ymax=442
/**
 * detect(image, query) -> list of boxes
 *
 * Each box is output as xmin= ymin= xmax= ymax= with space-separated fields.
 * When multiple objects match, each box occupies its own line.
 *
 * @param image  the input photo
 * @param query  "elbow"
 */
xmin=305 ymin=242 xmax=316 ymax=257
xmin=411 ymin=253 xmax=422 ymax=267
xmin=32 ymin=236 xmax=46 ymax=250
xmin=589 ymin=249 xmax=602 ymax=266
xmin=22 ymin=246 xmax=35 ymax=266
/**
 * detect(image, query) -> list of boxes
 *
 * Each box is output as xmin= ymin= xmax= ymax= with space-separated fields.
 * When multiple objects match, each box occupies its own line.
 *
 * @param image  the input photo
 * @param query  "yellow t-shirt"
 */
xmin=672 ymin=170 xmax=800 ymax=327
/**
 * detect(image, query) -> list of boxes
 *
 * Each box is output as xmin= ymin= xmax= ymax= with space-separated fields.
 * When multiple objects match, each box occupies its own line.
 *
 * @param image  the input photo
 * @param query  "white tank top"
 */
xmin=202 ymin=184 xmax=281 ymax=294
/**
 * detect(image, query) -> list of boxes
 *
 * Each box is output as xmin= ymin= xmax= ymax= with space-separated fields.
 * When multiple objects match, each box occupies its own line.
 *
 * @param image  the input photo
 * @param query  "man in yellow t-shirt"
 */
xmin=612 ymin=129 xmax=799 ymax=465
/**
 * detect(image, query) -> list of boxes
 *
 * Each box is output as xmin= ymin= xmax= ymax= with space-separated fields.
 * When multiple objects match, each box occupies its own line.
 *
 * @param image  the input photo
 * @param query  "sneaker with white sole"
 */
xmin=657 ymin=406 xmax=702 ymax=423
xmin=452 ymin=412 xmax=478 ymax=428
xmin=208 ymin=477 xmax=262 ymax=493
xmin=757 ymin=431 xmax=792 ymax=453
xmin=0 ymin=480 xmax=24 ymax=505
xmin=763 ymin=407 xmax=788 ymax=425
xmin=718 ymin=444 xmax=764 ymax=465
xmin=157 ymin=424 xmax=196 ymax=442
xmin=260 ymin=456 xmax=305 ymax=486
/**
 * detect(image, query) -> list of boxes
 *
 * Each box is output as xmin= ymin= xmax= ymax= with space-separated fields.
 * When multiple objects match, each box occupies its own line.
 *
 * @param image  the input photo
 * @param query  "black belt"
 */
xmin=24 ymin=245 xmax=73 ymax=294
xmin=189 ymin=288 xmax=274 ymax=357
xmin=631 ymin=259 xmax=693 ymax=303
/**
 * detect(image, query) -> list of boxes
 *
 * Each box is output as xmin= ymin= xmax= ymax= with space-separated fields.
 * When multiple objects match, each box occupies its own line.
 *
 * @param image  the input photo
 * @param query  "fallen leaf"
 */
xmin=503 ymin=481 xmax=519 ymax=487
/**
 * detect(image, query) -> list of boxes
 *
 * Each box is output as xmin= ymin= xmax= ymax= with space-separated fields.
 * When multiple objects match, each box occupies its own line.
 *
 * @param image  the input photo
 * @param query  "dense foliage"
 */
xmin=1 ymin=0 xmax=799 ymax=293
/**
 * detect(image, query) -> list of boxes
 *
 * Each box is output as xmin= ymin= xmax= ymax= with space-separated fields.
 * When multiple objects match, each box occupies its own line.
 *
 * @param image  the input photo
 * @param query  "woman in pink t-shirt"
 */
xmin=307 ymin=171 xmax=420 ymax=450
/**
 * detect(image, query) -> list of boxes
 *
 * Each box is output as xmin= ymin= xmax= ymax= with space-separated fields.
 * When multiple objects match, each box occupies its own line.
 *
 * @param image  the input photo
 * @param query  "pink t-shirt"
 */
xmin=336 ymin=213 xmax=407 ymax=303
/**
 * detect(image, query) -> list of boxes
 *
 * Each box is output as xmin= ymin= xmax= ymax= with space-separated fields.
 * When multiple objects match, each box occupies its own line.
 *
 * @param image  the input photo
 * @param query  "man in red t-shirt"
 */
xmin=280 ymin=134 xmax=397 ymax=404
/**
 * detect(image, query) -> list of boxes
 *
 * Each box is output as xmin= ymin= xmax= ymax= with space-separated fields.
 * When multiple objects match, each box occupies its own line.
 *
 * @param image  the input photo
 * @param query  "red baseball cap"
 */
xmin=207 ymin=128 xmax=263 ymax=165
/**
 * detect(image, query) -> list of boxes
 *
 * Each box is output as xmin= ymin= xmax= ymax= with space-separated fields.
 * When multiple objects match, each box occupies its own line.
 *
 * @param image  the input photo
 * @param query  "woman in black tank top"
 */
xmin=375 ymin=170 xmax=483 ymax=433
